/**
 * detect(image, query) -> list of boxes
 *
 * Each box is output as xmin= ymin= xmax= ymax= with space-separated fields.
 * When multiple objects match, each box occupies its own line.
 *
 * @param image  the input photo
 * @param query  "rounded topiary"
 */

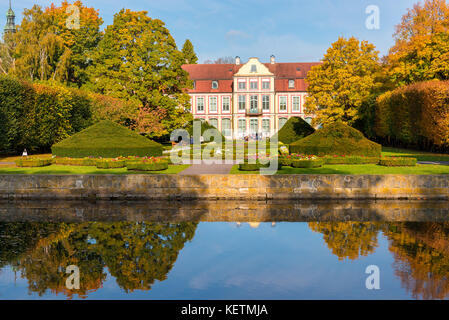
xmin=52 ymin=120 xmax=163 ymax=158
xmin=184 ymin=120 xmax=225 ymax=143
xmin=273 ymin=117 xmax=315 ymax=144
xmin=289 ymin=122 xmax=381 ymax=157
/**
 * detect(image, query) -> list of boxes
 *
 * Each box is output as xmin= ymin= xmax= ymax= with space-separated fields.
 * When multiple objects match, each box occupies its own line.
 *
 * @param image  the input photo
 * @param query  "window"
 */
xmin=262 ymin=119 xmax=270 ymax=133
xmin=222 ymin=97 xmax=230 ymax=112
xmin=250 ymin=95 xmax=258 ymax=112
xmin=197 ymin=97 xmax=204 ymax=112
xmin=288 ymin=80 xmax=295 ymax=89
xmin=209 ymin=96 xmax=217 ymax=112
xmin=250 ymin=119 xmax=258 ymax=133
xmin=212 ymin=81 xmax=219 ymax=89
xmin=279 ymin=96 xmax=287 ymax=111
xmin=262 ymin=95 xmax=270 ymax=111
xmin=262 ymin=80 xmax=270 ymax=90
xmin=222 ymin=118 xmax=231 ymax=137
xmin=238 ymin=95 xmax=246 ymax=111
xmin=209 ymin=118 xmax=218 ymax=129
xmin=251 ymin=65 xmax=257 ymax=73
xmin=279 ymin=118 xmax=288 ymax=129
xmin=238 ymin=81 xmax=246 ymax=90
xmin=193 ymin=81 xmax=196 ymax=90
xmin=293 ymin=96 xmax=300 ymax=112
xmin=238 ymin=119 xmax=246 ymax=134
xmin=250 ymin=81 xmax=258 ymax=90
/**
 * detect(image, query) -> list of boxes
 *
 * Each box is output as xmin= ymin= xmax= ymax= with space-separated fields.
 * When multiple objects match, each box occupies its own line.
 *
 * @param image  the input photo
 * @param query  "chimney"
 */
xmin=270 ymin=55 xmax=275 ymax=64
xmin=235 ymin=56 xmax=241 ymax=65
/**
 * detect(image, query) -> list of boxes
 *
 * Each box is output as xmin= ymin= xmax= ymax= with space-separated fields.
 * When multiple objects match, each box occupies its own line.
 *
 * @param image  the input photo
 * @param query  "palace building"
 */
xmin=182 ymin=56 xmax=320 ymax=139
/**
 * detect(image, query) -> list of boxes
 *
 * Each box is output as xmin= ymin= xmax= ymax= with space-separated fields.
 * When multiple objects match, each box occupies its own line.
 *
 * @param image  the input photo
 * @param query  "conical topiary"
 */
xmin=274 ymin=117 xmax=315 ymax=144
xmin=52 ymin=120 xmax=163 ymax=158
xmin=289 ymin=121 xmax=381 ymax=156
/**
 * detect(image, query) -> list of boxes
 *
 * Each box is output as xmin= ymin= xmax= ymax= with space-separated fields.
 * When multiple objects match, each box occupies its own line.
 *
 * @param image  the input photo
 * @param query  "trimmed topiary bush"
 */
xmin=291 ymin=159 xmax=324 ymax=168
xmin=289 ymin=122 xmax=381 ymax=157
xmin=95 ymin=159 xmax=126 ymax=169
xmin=126 ymin=161 xmax=169 ymax=172
xmin=274 ymin=117 xmax=315 ymax=144
xmin=184 ymin=120 xmax=225 ymax=143
xmin=52 ymin=121 xmax=163 ymax=158
xmin=322 ymin=155 xmax=380 ymax=165
xmin=15 ymin=158 xmax=52 ymax=167
xmin=379 ymin=157 xmax=417 ymax=167
xmin=239 ymin=163 xmax=268 ymax=171
xmin=53 ymin=157 xmax=98 ymax=166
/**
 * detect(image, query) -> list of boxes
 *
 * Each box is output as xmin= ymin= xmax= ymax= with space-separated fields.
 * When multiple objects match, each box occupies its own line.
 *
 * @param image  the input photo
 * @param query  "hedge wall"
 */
xmin=375 ymin=80 xmax=449 ymax=152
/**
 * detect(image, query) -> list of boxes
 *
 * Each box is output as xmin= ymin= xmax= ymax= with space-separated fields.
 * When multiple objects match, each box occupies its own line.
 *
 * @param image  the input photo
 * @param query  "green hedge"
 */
xmin=238 ymin=163 xmax=268 ymax=171
xmin=279 ymin=157 xmax=292 ymax=167
xmin=291 ymin=159 xmax=324 ymax=168
xmin=15 ymin=158 xmax=53 ymax=168
xmin=52 ymin=121 xmax=163 ymax=158
xmin=274 ymin=117 xmax=315 ymax=144
xmin=379 ymin=157 xmax=417 ymax=167
xmin=290 ymin=122 xmax=381 ymax=157
xmin=322 ymin=156 xmax=380 ymax=165
xmin=96 ymin=159 xmax=126 ymax=169
xmin=53 ymin=157 xmax=98 ymax=166
xmin=126 ymin=161 xmax=169 ymax=171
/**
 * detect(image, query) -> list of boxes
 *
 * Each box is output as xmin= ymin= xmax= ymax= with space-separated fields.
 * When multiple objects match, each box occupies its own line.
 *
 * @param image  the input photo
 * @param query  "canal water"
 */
xmin=0 ymin=200 xmax=448 ymax=300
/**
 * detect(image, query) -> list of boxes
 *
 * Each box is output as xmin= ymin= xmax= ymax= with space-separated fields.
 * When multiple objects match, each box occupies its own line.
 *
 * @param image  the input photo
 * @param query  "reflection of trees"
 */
xmin=0 ymin=222 xmax=197 ymax=298
xmin=308 ymin=222 xmax=381 ymax=260
xmin=384 ymin=222 xmax=449 ymax=300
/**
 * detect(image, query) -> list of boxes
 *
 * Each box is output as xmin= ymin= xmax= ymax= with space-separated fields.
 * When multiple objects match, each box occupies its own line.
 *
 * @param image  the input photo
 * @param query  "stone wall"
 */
xmin=0 ymin=174 xmax=448 ymax=200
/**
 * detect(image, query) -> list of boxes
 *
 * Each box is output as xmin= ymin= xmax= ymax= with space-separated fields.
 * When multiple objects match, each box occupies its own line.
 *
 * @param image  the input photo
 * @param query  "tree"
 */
xmin=385 ymin=0 xmax=449 ymax=86
xmin=7 ymin=1 xmax=102 ymax=87
xmin=85 ymin=9 xmax=192 ymax=137
xmin=181 ymin=39 xmax=198 ymax=64
xmin=304 ymin=37 xmax=380 ymax=126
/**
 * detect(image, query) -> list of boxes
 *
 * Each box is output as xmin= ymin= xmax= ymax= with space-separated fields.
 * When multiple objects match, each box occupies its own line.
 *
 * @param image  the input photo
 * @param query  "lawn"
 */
xmin=230 ymin=164 xmax=449 ymax=175
xmin=382 ymin=147 xmax=449 ymax=162
xmin=0 ymin=164 xmax=190 ymax=175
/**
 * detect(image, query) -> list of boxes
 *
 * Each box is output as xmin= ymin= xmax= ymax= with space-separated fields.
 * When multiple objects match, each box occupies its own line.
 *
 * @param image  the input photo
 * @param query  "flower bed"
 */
xmin=291 ymin=159 xmax=324 ymax=168
xmin=53 ymin=157 xmax=98 ymax=166
xmin=96 ymin=159 xmax=126 ymax=169
xmin=125 ymin=157 xmax=169 ymax=172
xmin=322 ymin=155 xmax=380 ymax=165
xmin=15 ymin=158 xmax=53 ymax=168
xmin=379 ymin=157 xmax=417 ymax=167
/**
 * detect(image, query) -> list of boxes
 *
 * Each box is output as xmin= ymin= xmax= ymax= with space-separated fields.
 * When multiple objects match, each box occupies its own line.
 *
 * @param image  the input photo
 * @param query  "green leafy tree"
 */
xmin=85 ymin=9 xmax=193 ymax=137
xmin=181 ymin=39 xmax=198 ymax=64
xmin=304 ymin=37 xmax=380 ymax=126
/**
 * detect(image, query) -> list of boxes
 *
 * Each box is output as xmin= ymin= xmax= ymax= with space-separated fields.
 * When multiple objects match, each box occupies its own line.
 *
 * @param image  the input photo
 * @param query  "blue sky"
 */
xmin=2 ymin=0 xmax=418 ymax=63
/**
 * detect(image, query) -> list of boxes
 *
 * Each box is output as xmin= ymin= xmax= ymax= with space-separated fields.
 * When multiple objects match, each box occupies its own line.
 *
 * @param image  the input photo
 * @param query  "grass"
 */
xmin=382 ymin=147 xmax=449 ymax=162
xmin=0 ymin=164 xmax=190 ymax=175
xmin=231 ymin=164 xmax=449 ymax=175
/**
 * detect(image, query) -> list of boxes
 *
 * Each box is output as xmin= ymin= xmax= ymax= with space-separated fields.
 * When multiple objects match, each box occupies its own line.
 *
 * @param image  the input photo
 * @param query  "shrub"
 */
xmin=274 ymin=117 xmax=315 ymax=144
xmin=238 ymin=163 xmax=267 ymax=171
xmin=291 ymin=159 xmax=324 ymax=168
xmin=15 ymin=158 xmax=52 ymax=167
xmin=379 ymin=157 xmax=417 ymax=167
xmin=290 ymin=122 xmax=381 ymax=157
xmin=322 ymin=155 xmax=380 ymax=165
xmin=375 ymin=80 xmax=449 ymax=152
xmin=52 ymin=121 xmax=163 ymax=158
xmin=126 ymin=161 xmax=169 ymax=172
xmin=279 ymin=157 xmax=292 ymax=167
xmin=95 ymin=159 xmax=126 ymax=169
xmin=53 ymin=157 xmax=98 ymax=166
xmin=184 ymin=120 xmax=225 ymax=142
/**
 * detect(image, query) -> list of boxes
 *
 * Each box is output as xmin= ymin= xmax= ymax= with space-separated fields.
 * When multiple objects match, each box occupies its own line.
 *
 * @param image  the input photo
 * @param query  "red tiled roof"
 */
xmin=182 ymin=62 xmax=321 ymax=93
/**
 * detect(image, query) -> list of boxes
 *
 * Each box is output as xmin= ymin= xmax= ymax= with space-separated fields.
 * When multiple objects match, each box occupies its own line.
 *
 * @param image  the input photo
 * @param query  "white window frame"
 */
xmin=197 ymin=97 xmax=204 ymax=112
xmin=250 ymin=95 xmax=258 ymax=112
xmin=262 ymin=119 xmax=270 ymax=134
xmin=238 ymin=119 xmax=246 ymax=134
xmin=262 ymin=80 xmax=270 ymax=90
xmin=212 ymin=81 xmax=219 ymax=89
xmin=238 ymin=95 xmax=246 ymax=111
xmin=222 ymin=96 xmax=230 ymax=112
xmin=262 ymin=95 xmax=270 ymax=111
xmin=238 ymin=80 xmax=246 ymax=90
xmin=292 ymin=96 xmax=301 ymax=112
xmin=209 ymin=96 xmax=217 ymax=112
xmin=250 ymin=80 xmax=258 ymax=90
xmin=222 ymin=118 xmax=231 ymax=137
xmin=288 ymin=80 xmax=295 ymax=89
xmin=279 ymin=96 xmax=287 ymax=112
xmin=209 ymin=118 xmax=218 ymax=129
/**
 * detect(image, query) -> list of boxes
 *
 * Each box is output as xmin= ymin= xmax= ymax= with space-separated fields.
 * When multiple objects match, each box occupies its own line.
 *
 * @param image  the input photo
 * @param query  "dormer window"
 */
xmin=288 ymin=80 xmax=295 ymax=89
xmin=212 ymin=81 xmax=219 ymax=89
xmin=193 ymin=81 xmax=196 ymax=89
xmin=251 ymin=65 xmax=257 ymax=73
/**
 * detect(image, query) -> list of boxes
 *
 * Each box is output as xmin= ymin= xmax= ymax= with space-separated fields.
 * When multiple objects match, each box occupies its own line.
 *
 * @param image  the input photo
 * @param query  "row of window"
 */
xmin=197 ymin=118 xmax=290 ymax=136
xmin=199 ymin=79 xmax=296 ymax=90
xmin=194 ymin=96 xmax=301 ymax=113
